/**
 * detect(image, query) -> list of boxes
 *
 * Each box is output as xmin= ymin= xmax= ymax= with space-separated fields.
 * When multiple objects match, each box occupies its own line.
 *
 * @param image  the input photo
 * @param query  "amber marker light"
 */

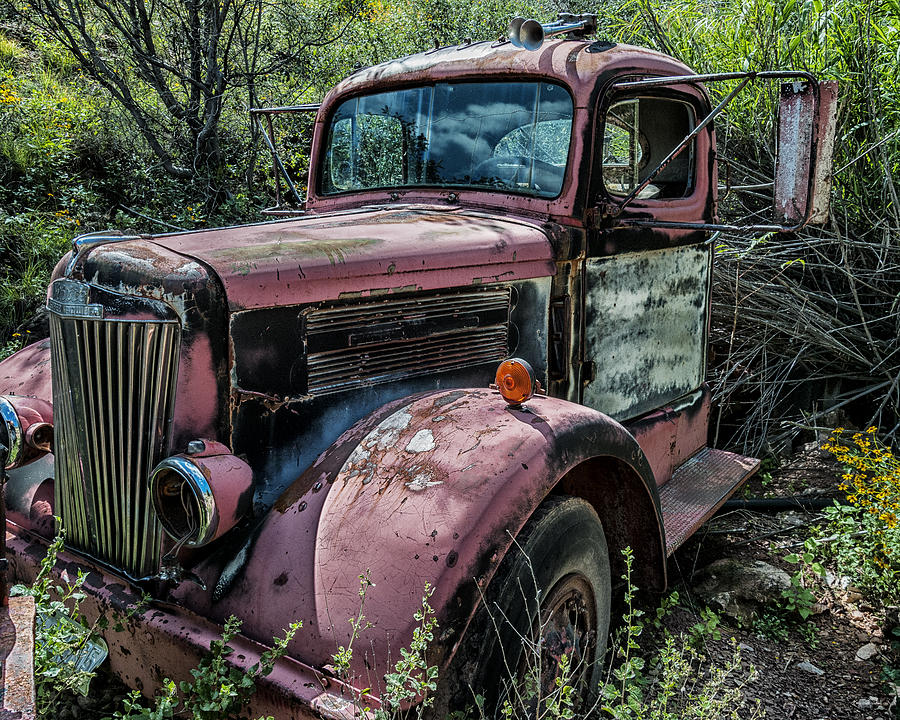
xmin=494 ymin=358 xmax=538 ymax=407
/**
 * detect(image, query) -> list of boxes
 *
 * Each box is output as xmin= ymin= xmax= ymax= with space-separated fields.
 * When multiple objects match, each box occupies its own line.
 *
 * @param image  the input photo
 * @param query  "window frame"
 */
xmin=598 ymin=94 xmax=699 ymax=202
xmin=317 ymin=79 xmax=577 ymax=200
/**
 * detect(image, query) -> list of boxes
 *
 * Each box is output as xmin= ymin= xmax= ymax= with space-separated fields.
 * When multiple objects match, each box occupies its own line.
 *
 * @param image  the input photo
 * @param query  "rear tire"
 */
xmin=451 ymin=495 xmax=611 ymax=716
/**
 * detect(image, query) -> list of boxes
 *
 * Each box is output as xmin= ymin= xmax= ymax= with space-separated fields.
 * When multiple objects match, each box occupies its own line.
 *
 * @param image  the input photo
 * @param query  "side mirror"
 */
xmin=604 ymin=72 xmax=839 ymax=234
xmin=774 ymin=80 xmax=839 ymax=226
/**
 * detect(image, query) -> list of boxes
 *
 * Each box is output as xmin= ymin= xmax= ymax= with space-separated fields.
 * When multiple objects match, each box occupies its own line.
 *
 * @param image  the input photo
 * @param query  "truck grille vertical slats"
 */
xmin=50 ymin=315 xmax=180 ymax=578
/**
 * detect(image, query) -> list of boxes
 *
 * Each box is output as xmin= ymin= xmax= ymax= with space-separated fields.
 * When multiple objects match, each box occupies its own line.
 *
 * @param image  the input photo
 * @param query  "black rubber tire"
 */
xmin=450 ymin=495 xmax=611 ymax=716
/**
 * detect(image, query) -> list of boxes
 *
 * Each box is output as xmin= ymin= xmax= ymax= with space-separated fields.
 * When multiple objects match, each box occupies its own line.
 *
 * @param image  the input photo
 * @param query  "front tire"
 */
xmin=453 ymin=495 xmax=611 ymax=716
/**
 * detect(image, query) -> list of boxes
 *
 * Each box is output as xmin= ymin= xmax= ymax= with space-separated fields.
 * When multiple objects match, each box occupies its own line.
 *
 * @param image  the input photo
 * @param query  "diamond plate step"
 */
xmin=660 ymin=448 xmax=759 ymax=555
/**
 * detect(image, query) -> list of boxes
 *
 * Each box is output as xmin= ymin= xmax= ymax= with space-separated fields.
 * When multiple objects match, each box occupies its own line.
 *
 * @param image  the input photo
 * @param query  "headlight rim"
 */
xmin=149 ymin=456 xmax=218 ymax=547
xmin=0 ymin=396 xmax=24 ymax=469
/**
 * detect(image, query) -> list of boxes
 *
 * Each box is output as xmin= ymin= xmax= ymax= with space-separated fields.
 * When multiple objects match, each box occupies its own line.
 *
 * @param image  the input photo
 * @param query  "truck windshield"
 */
xmin=321 ymin=81 xmax=573 ymax=198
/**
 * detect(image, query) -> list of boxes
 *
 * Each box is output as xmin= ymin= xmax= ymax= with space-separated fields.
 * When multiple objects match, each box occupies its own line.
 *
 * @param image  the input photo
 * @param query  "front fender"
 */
xmin=0 ymin=340 xmax=56 ymax=534
xmin=0 ymin=339 xmax=53 ymax=400
xmin=192 ymin=388 xmax=661 ymax=688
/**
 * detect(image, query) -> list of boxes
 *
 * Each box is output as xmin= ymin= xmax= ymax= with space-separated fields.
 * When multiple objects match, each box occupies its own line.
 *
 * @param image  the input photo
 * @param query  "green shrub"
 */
xmin=598 ymin=548 xmax=760 ymax=720
xmin=11 ymin=531 xmax=99 ymax=717
xmin=0 ymin=32 xmax=26 ymax=67
xmin=821 ymin=426 xmax=900 ymax=605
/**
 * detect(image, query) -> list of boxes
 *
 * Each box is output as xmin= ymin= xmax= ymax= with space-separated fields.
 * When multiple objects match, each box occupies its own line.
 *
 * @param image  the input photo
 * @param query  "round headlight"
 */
xmin=149 ymin=456 xmax=217 ymax=547
xmin=0 ymin=396 xmax=24 ymax=469
xmin=150 ymin=447 xmax=252 ymax=548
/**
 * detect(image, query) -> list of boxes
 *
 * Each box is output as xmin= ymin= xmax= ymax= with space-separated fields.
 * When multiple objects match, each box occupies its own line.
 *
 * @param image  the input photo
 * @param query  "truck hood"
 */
xmin=149 ymin=206 xmax=557 ymax=310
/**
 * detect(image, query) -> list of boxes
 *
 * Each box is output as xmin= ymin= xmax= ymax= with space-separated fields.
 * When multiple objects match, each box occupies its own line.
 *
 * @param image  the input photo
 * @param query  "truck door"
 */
xmin=582 ymin=89 xmax=715 ymax=421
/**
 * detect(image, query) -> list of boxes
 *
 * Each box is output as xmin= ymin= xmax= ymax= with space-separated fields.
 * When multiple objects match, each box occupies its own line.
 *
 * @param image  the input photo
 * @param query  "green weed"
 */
xmin=10 ymin=530 xmax=99 ymax=717
xmin=0 ymin=32 xmax=25 ymax=67
xmin=821 ymin=427 xmax=900 ymax=605
xmin=599 ymin=549 xmax=760 ymax=720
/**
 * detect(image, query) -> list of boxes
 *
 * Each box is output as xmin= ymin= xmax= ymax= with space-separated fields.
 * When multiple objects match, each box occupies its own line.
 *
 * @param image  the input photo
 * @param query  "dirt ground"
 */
xmin=661 ymin=444 xmax=899 ymax=720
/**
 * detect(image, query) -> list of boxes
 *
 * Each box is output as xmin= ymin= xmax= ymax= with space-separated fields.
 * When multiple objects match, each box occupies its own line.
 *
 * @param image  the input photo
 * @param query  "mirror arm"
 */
xmin=249 ymin=105 xmax=320 ymax=210
xmin=617 ymin=219 xmax=807 ymax=234
xmin=611 ymin=70 xmax=819 ymax=92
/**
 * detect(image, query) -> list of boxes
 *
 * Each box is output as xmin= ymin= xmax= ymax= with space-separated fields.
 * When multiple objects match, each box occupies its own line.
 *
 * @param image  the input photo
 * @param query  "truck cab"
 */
xmin=0 ymin=16 xmax=836 ymax=718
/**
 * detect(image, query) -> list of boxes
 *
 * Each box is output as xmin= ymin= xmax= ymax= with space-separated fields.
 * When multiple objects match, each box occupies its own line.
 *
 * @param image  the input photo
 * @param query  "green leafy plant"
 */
xmin=332 ymin=574 xmax=440 ymax=720
xmin=114 ymin=616 xmax=300 ymax=720
xmin=821 ymin=427 xmax=900 ymax=604
xmin=599 ymin=548 xmax=760 ymax=720
xmin=881 ymin=625 xmax=900 ymax=695
xmin=11 ymin=530 xmax=99 ymax=717
xmin=17 ymin=529 xmax=300 ymax=720
xmin=752 ymin=611 xmax=789 ymax=643
xmin=377 ymin=584 xmax=439 ymax=720
xmin=688 ymin=606 xmax=722 ymax=648
xmin=781 ymin=541 xmax=826 ymax=620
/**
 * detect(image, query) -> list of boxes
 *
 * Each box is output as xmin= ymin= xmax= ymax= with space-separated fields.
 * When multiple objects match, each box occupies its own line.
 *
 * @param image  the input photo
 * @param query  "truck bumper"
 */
xmin=5 ymin=524 xmax=371 ymax=720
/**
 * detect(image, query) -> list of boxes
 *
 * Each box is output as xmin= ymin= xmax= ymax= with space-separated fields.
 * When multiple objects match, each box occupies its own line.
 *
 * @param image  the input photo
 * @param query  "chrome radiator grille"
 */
xmin=49 ymin=314 xmax=180 ymax=578
xmin=305 ymin=288 xmax=511 ymax=394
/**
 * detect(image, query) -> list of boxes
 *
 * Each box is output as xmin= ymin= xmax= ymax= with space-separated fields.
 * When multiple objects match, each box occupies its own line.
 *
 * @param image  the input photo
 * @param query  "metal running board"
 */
xmin=660 ymin=447 xmax=759 ymax=555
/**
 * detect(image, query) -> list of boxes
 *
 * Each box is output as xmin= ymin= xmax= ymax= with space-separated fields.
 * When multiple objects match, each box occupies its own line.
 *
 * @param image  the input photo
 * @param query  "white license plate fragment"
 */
xmin=39 ymin=611 xmax=109 ymax=692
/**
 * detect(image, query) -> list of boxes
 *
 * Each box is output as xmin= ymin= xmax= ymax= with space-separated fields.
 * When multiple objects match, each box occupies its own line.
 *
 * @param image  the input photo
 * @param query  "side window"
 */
xmin=602 ymin=97 xmax=696 ymax=200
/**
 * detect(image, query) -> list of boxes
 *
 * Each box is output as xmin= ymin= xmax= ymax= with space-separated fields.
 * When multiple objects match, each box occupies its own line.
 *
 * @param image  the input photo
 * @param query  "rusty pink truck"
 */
xmin=0 ymin=15 xmax=836 ymax=718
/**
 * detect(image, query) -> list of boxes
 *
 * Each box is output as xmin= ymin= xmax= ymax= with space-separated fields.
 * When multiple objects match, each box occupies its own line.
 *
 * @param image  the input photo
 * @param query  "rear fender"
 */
xmin=199 ymin=388 xmax=664 ymax=686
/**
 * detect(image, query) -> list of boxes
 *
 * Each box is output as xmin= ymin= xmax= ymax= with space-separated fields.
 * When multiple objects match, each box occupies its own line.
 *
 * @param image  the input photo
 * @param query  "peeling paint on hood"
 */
xmin=148 ymin=206 xmax=557 ymax=310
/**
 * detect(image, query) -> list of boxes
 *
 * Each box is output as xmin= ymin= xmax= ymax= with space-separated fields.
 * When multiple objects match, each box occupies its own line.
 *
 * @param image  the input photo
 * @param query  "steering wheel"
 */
xmin=472 ymin=155 xmax=560 ymax=189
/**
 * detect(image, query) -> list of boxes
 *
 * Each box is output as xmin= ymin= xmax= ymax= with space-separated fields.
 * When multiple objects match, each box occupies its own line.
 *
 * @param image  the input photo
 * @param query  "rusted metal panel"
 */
xmin=5 ymin=530 xmax=373 ymax=719
xmin=582 ymin=243 xmax=710 ymax=420
xmin=774 ymin=80 xmax=824 ymax=225
xmin=3 ymin=456 xmax=54 ymax=538
xmin=0 ymin=341 xmax=52 ymax=403
xmin=151 ymin=208 xmax=557 ymax=311
xmin=659 ymin=447 xmax=759 ymax=554
xmin=774 ymin=81 xmax=814 ymax=223
xmin=227 ymin=277 xmax=550 ymax=514
xmin=304 ymin=288 xmax=511 ymax=395
xmin=182 ymin=389 xmax=662 ymax=688
xmin=809 ymin=80 xmax=839 ymax=225
xmin=774 ymin=79 xmax=839 ymax=226
xmin=625 ymin=387 xmax=710 ymax=486
xmin=0 ymin=595 xmax=35 ymax=720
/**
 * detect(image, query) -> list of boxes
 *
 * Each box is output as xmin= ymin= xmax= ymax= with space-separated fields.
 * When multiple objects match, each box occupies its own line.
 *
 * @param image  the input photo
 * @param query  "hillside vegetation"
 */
xmin=1 ymin=0 xmax=899 ymax=450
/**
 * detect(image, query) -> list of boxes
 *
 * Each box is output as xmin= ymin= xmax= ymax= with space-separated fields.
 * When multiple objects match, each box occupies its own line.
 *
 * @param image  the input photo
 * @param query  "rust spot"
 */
xmin=432 ymin=390 xmax=467 ymax=409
